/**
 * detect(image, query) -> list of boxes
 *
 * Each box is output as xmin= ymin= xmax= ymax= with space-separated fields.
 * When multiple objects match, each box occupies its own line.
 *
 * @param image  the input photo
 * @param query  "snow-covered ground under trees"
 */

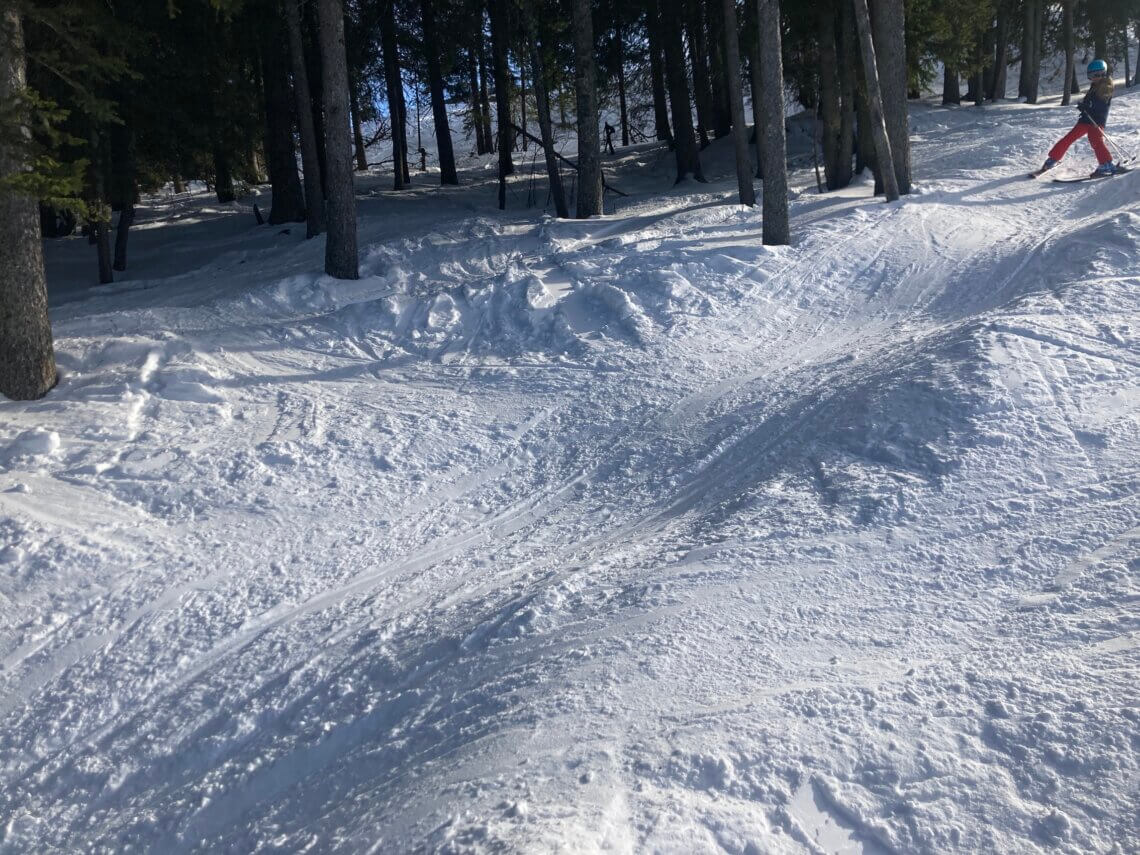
xmin=3 ymin=94 xmax=1140 ymax=854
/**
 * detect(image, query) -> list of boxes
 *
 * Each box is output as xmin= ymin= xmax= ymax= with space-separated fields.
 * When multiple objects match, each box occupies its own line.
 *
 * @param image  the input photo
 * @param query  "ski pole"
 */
xmin=1079 ymin=107 xmax=1135 ymax=163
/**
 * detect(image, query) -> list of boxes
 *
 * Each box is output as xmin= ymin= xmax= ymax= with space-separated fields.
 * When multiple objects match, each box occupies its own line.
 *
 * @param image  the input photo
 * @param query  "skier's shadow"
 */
xmin=916 ymin=174 xmax=1074 ymax=206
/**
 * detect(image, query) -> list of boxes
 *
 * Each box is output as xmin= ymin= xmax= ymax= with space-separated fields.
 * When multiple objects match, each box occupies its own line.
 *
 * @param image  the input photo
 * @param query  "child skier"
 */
xmin=1037 ymin=60 xmax=1119 ymax=177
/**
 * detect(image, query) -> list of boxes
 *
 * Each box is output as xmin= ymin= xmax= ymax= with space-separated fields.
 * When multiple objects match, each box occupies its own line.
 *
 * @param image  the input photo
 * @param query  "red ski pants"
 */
xmin=1049 ymin=122 xmax=1112 ymax=165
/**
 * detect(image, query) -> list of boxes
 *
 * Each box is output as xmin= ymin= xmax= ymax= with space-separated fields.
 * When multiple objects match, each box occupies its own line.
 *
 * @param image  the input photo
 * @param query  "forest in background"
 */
xmin=2 ymin=0 xmax=1139 ymax=401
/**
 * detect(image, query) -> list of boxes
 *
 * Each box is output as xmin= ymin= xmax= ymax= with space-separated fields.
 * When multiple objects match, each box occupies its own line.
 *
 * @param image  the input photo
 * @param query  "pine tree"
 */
xmin=318 ymin=0 xmax=358 ymax=279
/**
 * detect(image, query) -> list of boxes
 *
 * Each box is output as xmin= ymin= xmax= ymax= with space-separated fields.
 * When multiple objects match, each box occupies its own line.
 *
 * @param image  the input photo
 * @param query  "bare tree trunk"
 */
xmin=686 ymin=3 xmax=713 ymax=148
xmin=1061 ymin=1 xmax=1075 ymax=106
xmin=522 ymin=4 xmax=568 ymax=218
xmin=943 ymin=65 xmax=961 ymax=105
xmin=991 ymin=0 xmax=1009 ymax=99
xmin=871 ymin=0 xmax=909 ymax=193
xmin=261 ymin=17 xmax=307 ymax=224
xmin=0 ymin=6 xmax=56 ymax=400
xmin=1122 ymin=28 xmax=1131 ymax=87
xmin=350 ymin=84 xmax=369 ymax=171
xmin=421 ymin=0 xmax=459 ymax=184
xmin=616 ymin=24 xmax=629 ymax=147
xmin=284 ymin=0 xmax=324 ymax=236
xmin=489 ymin=0 xmax=514 ymax=209
xmin=572 ymin=0 xmax=602 ymax=217
xmin=519 ymin=63 xmax=528 ymax=151
xmin=743 ymin=0 xmax=763 ymax=176
xmin=708 ymin=0 xmax=732 ymax=138
xmin=109 ymin=120 xmax=136 ymax=271
xmin=213 ymin=145 xmax=236 ymax=203
xmin=379 ymin=0 xmax=406 ymax=189
xmin=1089 ymin=3 xmax=1108 ymax=60
xmin=837 ymin=0 xmax=857 ymax=183
xmin=468 ymin=48 xmax=486 ymax=154
xmin=851 ymin=0 xmax=898 ymax=201
xmin=318 ymin=0 xmax=358 ymax=279
xmin=647 ymin=18 xmax=673 ymax=145
xmin=722 ymin=0 xmax=754 ymax=204
xmin=819 ymin=0 xmax=846 ymax=187
xmin=660 ymin=0 xmax=704 ymax=182
xmin=479 ymin=41 xmax=495 ymax=151
xmin=757 ymin=0 xmax=788 ymax=243
xmin=1020 ymin=0 xmax=1041 ymax=103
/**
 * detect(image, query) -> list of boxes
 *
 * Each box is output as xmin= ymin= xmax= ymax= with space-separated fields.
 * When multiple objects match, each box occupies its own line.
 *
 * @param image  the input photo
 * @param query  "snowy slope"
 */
xmin=3 ymin=93 xmax=1140 ymax=854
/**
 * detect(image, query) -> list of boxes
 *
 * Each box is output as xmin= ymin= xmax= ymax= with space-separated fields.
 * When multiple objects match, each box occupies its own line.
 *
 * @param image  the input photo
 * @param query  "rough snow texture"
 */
xmin=2 ymin=93 xmax=1140 ymax=854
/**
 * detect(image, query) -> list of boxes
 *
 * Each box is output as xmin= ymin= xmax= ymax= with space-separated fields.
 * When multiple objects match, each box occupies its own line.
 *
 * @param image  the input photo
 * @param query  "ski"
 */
xmin=1052 ymin=165 xmax=1131 ymax=184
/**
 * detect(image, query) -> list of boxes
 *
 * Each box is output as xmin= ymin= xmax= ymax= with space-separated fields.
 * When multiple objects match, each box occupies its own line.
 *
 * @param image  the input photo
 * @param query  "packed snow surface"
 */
xmin=3 ymin=96 xmax=1140 ymax=853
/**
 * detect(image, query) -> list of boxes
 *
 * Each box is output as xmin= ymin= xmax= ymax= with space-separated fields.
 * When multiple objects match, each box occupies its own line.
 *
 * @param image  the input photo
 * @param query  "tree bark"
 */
xmin=285 ymin=0 xmax=324 ymax=236
xmin=616 ymin=24 xmax=629 ymax=147
xmin=379 ymin=0 xmax=407 ymax=189
xmin=1019 ymin=0 xmax=1041 ymax=103
xmin=572 ymin=0 xmax=602 ymax=217
xmin=479 ymin=41 xmax=495 ymax=151
xmin=647 ymin=10 xmax=673 ymax=146
xmin=757 ymin=0 xmax=789 ymax=243
xmin=819 ymin=0 xmax=846 ymax=188
xmin=109 ymin=120 xmax=136 ymax=271
xmin=522 ymin=4 xmax=568 ymax=218
xmin=1061 ymin=1 xmax=1075 ymax=106
xmin=261 ymin=18 xmax=307 ymax=224
xmin=350 ymin=84 xmax=369 ymax=171
xmin=660 ymin=0 xmax=704 ymax=182
xmin=723 ymin=0 xmax=754 ymax=205
xmin=837 ymin=0 xmax=857 ymax=184
xmin=991 ymin=1 xmax=1009 ymax=99
xmin=870 ymin=0 xmax=909 ymax=193
xmin=942 ymin=65 xmax=961 ymax=105
xmin=468 ymin=48 xmax=487 ymax=154
xmin=489 ymin=0 xmax=514 ymax=209
xmin=1089 ymin=3 xmax=1108 ymax=61
xmin=708 ymin=0 xmax=732 ymax=138
xmin=851 ymin=0 xmax=899 ymax=201
xmin=318 ymin=0 xmax=358 ymax=279
xmin=685 ymin=3 xmax=713 ymax=148
xmin=213 ymin=145 xmax=236 ymax=203
xmin=421 ymin=0 xmax=459 ymax=184
xmin=0 ymin=6 xmax=56 ymax=400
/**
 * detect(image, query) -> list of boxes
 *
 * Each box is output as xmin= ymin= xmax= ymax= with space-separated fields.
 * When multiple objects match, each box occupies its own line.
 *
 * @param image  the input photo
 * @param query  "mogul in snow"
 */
xmin=1036 ymin=60 xmax=1120 ymax=177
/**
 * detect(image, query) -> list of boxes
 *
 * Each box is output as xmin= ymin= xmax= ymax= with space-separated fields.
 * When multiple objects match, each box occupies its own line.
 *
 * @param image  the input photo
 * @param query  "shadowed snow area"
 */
xmin=3 ymin=96 xmax=1140 ymax=853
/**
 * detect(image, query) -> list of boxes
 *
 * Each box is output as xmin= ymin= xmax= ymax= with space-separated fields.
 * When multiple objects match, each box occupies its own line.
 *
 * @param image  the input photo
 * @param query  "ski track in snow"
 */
xmin=1 ymin=96 xmax=1139 ymax=853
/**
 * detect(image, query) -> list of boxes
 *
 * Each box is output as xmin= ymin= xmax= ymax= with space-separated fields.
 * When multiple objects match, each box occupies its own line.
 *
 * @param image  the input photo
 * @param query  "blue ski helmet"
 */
xmin=1087 ymin=59 xmax=1108 ymax=78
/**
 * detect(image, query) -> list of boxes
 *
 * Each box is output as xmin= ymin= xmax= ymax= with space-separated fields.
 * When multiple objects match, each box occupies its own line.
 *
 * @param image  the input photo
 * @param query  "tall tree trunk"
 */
xmin=708 ymin=0 xmax=732 ymax=138
xmin=1019 ymin=0 xmax=1041 ymax=103
xmin=943 ymin=65 xmax=961 ymax=105
xmin=379 ymin=0 xmax=406 ymax=189
xmin=686 ymin=3 xmax=713 ymax=148
xmin=1061 ymin=1 xmax=1075 ymax=106
xmin=1089 ymin=3 xmax=1108 ymax=60
xmin=572 ymin=0 xmax=602 ymax=217
xmin=350 ymin=84 xmax=369 ymax=171
xmin=519 ymin=63 xmax=528 ymax=151
xmin=522 ymin=4 xmax=568 ymax=218
xmin=0 ymin=5 xmax=56 ymax=400
xmin=213 ymin=145 xmax=236 ymax=203
xmin=318 ymin=0 xmax=358 ymax=279
xmin=991 ymin=1 xmax=1010 ymax=99
xmin=397 ymin=77 xmax=411 ymax=182
xmin=479 ymin=41 xmax=495 ymax=151
xmin=1122 ymin=28 xmax=1130 ymax=87
xmin=421 ymin=0 xmax=459 ymax=184
xmin=723 ymin=0 xmax=755 ymax=205
xmin=743 ymin=0 xmax=763 ymax=176
xmin=468 ymin=48 xmax=486 ymax=154
xmin=972 ymin=34 xmax=985 ymax=106
xmin=647 ymin=12 xmax=673 ymax=146
xmin=757 ymin=0 xmax=789 ymax=243
xmin=285 ymin=0 xmax=324 ymax=236
xmin=304 ymin=0 xmax=329 ymax=192
xmin=870 ymin=0 xmax=909 ymax=194
xmin=819 ymin=0 xmax=846 ymax=188
xmin=616 ymin=24 xmax=629 ymax=147
xmin=489 ymin=0 xmax=514 ymax=208
xmin=109 ymin=120 xmax=136 ymax=271
xmin=852 ymin=0 xmax=898 ymax=201
xmin=660 ymin=0 xmax=704 ymax=182
xmin=837 ymin=0 xmax=857 ymax=185
xmin=261 ymin=19 xmax=307 ymax=224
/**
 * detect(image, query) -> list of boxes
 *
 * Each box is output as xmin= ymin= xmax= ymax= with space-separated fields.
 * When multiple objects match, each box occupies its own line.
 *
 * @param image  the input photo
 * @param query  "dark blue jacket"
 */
xmin=1078 ymin=78 xmax=1114 ymax=126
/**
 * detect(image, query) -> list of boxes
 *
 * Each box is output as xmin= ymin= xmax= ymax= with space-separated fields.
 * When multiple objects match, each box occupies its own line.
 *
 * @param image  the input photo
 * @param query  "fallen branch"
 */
xmin=509 ymin=122 xmax=629 ymax=197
